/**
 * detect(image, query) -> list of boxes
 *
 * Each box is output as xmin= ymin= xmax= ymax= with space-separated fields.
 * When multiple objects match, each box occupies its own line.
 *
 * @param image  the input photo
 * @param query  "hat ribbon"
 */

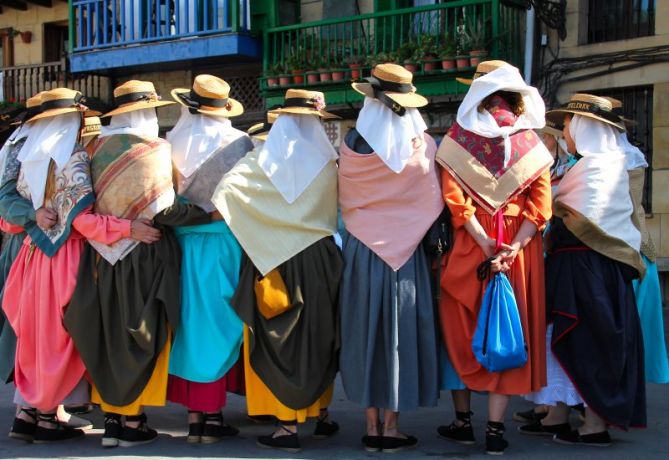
xmin=366 ymin=76 xmax=414 ymax=116
xmin=41 ymin=92 xmax=86 ymax=111
xmin=115 ymin=91 xmax=161 ymax=107
xmin=564 ymin=100 xmax=622 ymax=125
xmin=177 ymin=91 xmax=231 ymax=114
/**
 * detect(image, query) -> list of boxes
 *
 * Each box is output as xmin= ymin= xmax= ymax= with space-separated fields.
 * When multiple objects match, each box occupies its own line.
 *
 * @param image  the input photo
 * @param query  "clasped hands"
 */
xmin=479 ymin=236 xmax=521 ymax=273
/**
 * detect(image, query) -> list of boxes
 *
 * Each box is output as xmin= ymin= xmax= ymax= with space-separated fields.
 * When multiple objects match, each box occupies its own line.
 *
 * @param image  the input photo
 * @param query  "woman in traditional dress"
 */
xmin=212 ymin=89 xmax=342 ymax=453
xmin=165 ymin=75 xmax=253 ymax=443
xmin=337 ymin=63 xmax=442 ymax=452
xmin=435 ymin=61 xmax=553 ymax=455
xmin=523 ymin=94 xmax=646 ymax=446
xmin=64 ymin=80 xmax=211 ymax=448
xmin=0 ymin=88 xmax=159 ymax=443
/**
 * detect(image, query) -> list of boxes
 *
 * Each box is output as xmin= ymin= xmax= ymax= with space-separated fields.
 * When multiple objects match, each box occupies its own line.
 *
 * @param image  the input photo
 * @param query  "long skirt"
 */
xmin=633 ymin=256 xmax=669 ymax=384
xmin=0 ymin=232 xmax=23 ymax=382
xmin=548 ymin=247 xmax=646 ymax=428
xmin=339 ymin=234 xmax=439 ymax=411
xmin=168 ymin=361 xmax=244 ymax=413
xmin=439 ymin=212 xmax=546 ymax=394
xmin=2 ymin=236 xmax=87 ymax=410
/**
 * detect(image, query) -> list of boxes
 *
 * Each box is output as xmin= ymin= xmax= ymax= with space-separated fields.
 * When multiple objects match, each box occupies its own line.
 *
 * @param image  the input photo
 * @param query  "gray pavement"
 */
xmin=0 ymin=376 xmax=667 ymax=460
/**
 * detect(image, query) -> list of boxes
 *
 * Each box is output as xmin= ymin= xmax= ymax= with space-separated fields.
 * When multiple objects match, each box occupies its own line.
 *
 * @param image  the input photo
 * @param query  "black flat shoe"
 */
xmin=518 ymin=421 xmax=571 ymax=436
xmin=381 ymin=435 xmax=419 ymax=453
xmin=102 ymin=413 xmax=123 ymax=447
xmin=200 ymin=412 xmax=238 ymax=444
xmin=8 ymin=408 xmax=38 ymax=443
xmin=187 ymin=422 xmax=203 ymax=444
xmin=486 ymin=421 xmax=508 ymax=456
xmin=32 ymin=413 xmax=84 ymax=444
xmin=312 ymin=419 xmax=339 ymax=439
xmin=248 ymin=414 xmax=275 ymax=424
xmin=437 ymin=411 xmax=475 ymax=445
xmin=512 ymin=408 xmax=548 ymax=424
xmin=118 ymin=414 xmax=158 ymax=447
xmin=257 ymin=432 xmax=301 ymax=453
xmin=553 ymin=429 xmax=611 ymax=447
xmin=362 ymin=435 xmax=383 ymax=452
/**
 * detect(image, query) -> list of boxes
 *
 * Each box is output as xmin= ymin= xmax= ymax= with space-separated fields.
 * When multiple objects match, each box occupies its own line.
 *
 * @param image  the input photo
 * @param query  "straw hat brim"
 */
xmin=27 ymin=107 xmax=101 ymax=123
xmin=455 ymin=77 xmax=473 ymax=85
xmin=351 ymin=82 xmax=428 ymax=108
xmin=102 ymin=99 xmax=175 ymax=118
xmin=170 ymin=88 xmax=244 ymax=117
xmin=546 ymin=108 xmax=625 ymax=132
xmin=269 ymin=106 xmax=340 ymax=120
xmin=540 ymin=125 xmax=563 ymax=138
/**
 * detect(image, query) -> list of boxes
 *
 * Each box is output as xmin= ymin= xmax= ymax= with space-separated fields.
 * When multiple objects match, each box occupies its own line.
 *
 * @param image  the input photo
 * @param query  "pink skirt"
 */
xmin=168 ymin=359 xmax=244 ymax=412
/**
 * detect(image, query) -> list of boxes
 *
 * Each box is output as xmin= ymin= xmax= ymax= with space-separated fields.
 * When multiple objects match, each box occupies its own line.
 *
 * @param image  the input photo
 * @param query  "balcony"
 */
xmin=261 ymin=0 xmax=527 ymax=108
xmin=69 ymin=0 xmax=260 ymax=74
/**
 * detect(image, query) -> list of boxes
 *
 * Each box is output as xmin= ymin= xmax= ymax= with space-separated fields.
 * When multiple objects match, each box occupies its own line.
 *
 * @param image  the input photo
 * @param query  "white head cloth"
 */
xmin=257 ymin=114 xmax=338 ymax=204
xmin=356 ymin=97 xmax=428 ymax=173
xmin=616 ymin=131 xmax=648 ymax=170
xmin=556 ymin=115 xmax=640 ymax=251
xmin=18 ymin=112 xmax=81 ymax=209
xmin=456 ymin=64 xmax=546 ymax=168
xmin=167 ymin=106 xmax=245 ymax=179
xmin=100 ymin=107 xmax=159 ymax=138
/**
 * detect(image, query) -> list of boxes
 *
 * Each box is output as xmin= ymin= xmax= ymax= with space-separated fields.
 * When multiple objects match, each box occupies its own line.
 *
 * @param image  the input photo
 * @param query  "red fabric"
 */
xmin=0 ymin=218 xmax=23 ymax=234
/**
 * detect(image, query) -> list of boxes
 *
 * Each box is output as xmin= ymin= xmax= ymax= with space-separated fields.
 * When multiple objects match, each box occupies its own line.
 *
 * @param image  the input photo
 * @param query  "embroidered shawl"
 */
xmin=0 ymin=138 xmax=26 ymax=188
xmin=436 ymin=96 xmax=553 ymax=215
xmin=88 ymin=134 xmax=175 ymax=264
xmin=16 ymin=149 xmax=94 ymax=256
xmin=339 ymin=134 xmax=444 ymax=271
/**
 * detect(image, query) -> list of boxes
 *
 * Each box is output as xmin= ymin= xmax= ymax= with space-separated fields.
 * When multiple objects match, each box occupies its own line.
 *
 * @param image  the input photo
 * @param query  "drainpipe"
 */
xmin=524 ymin=6 xmax=535 ymax=84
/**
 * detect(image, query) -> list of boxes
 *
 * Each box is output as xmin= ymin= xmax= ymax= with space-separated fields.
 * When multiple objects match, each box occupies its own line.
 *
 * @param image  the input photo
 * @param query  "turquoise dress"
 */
xmin=633 ymin=255 xmax=669 ymax=384
xmin=168 ymin=220 xmax=244 ymax=382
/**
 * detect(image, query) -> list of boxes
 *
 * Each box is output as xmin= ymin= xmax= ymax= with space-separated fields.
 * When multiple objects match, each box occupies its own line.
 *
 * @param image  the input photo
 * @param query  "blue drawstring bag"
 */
xmin=472 ymin=270 xmax=527 ymax=373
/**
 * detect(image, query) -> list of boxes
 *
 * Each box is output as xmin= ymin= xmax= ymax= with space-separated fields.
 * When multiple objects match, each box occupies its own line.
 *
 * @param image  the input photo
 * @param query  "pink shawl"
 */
xmin=339 ymin=133 xmax=444 ymax=271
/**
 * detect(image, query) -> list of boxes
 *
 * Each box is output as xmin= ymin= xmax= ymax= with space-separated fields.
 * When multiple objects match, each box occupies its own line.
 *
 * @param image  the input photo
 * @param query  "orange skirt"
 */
xmin=439 ymin=213 xmax=546 ymax=394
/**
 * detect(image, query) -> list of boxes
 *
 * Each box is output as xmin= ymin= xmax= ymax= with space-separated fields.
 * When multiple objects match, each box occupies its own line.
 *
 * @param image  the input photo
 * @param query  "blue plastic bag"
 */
xmin=472 ymin=272 xmax=527 ymax=372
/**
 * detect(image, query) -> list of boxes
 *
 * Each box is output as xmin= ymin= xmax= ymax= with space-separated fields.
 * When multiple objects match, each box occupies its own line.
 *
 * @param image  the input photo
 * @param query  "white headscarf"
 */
xmin=457 ymin=64 xmax=546 ymax=167
xmin=100 ymin=107 xmax=159 ymax=138
xmin=167 ymin=106 xmax=245 ymax=179
xmin=568 ymin=115 xmax=622 ymax=157
xmin=356 ymin=97 xmax=427 ymax=173
xmin=18 ymin=112 xmax=81 ymax=209
xmin=257 ymin=114 xmax=338 ymax=204
xmin=616 ymin=131 xmax=648 ymax=170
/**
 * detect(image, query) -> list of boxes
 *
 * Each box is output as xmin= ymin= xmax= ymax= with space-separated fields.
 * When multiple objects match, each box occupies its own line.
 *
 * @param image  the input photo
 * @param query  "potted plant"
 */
xmin=305 ymin=60 xmax=320 ymax=84
xmin=462 ymin=17 xmax=490 ymax=66
xmin=397 ymin=41 xmax=420 ymax=73
xmin=345 ymin=55 xmax=367 ymax=80
xmin=318 ymin=63 xmax=333 ymax=82
xmin=266 ymin=63 xmax=281 ymax=87
xmin=284 ymin=48 xmax=306 ymax=85
xmin=277 ymin=61 xmax=292 ymax=86
xmin=331 ymin=61 xmax=346 ymax=82
xmin=439 ymin=35 xmax=457 ymax=71
xmin=420 ymin=36 xmax=440 ymax=73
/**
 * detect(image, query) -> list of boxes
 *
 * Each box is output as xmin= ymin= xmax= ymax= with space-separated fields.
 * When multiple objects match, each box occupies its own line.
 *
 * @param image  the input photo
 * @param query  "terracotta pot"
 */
xmin=306 ymin=72 xmax=320 ymax=84
xmin=469 ymin=50 xmax=488 ymax=67
xmin=319 ymin=69 xmax=332 ymax=82
xmin=278 ymin=75 xmax=292 ymax=86
xmin=349 ymin=63 xmax=362 ymax=80
xmin=20 ymin=31 xmax=32 ymax=44
xmin=331 ymin=70 xmax=345 ymax=81
xmin=455 ymin=56 xmax=470 ymax=69
xmin=267 ymin=77 xmax=279 ymax=87
xmin=403 ymin=63 xmax=418 ymax=73
xmin=441 ymin=58 xmax=456 ymax=71
xmin=423 ymin=60 xmax=438 ymax=72
xmin=291 ymin=70 xmax=305 ymax=85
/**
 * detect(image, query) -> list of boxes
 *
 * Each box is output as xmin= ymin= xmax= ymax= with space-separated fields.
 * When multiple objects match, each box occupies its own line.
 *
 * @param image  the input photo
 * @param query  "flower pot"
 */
xmin=319 ymin=69 xmax=332 ymax=82
xmin=441 ymin=58 xmax=456 ymax=71
xmin=422 ymin=60 xmax=439 ymax=73
xmin=291 ymin=70 xmax=305 ymax=85
xmin=306 ymin=72 xmax=320 ymax=84
xmin=455 ymin=56 xmax=470 ymax=70
xmin=20 ymin=31 xmax=32 ymax=44
xmin=403 ymin=62 xmax=418 ymax=73
xmin=331 ymin=70 xmax=346 ymax=81
xmin=278 ymin=75 xmax=292 ymax=86
xmin=349 ymin=63 xmax=362 ymax=80
xmin=469 ymin=50 xmax=487 ymax=67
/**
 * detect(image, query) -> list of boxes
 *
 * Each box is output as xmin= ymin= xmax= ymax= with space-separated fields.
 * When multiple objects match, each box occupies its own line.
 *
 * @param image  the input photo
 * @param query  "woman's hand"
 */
xmin=36 ymin=207 xmax=57 ymax=229
xmin=130 ymin=218 xmax=161 ymax=244
xmin=497 ymin=242 xmax=521 ymax=270
xmin=478 ymin=236 xmax=498 ymax=258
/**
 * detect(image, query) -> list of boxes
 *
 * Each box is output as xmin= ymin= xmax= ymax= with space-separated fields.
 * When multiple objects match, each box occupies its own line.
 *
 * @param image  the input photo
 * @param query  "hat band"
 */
xmin=41 ymin=94 xmax=84 ymax=111
xmin=190 ymin=91 xmax=229 ymax=108
xmin=565 ymin=100 xmax=622 ymax=124
xmin=25 ymin=106 xmax=42 ymax=118
xmin=115 ymin=91 xmax=158 ymax=106
xmin=366 ymin=76 xmax=410 ymax=116
xmin=283 ymin=97 xmax=320 ymax=110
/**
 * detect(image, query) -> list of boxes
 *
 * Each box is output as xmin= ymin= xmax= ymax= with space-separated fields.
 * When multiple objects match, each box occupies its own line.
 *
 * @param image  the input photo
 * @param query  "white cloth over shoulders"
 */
xmin=456 ymin=64 xmax=546 ymax=168
xmin=617 ymin=131 xmax=648 ymax=170
xmin=18 ymin=112 xmax=81 ymax=209
xmin=257 ymin=114 xmax=338 ymax=204
xmin=356 ymin=97 xmax=427 ymax=173
xmin=100 ymin=108 xmax=159 ymax=139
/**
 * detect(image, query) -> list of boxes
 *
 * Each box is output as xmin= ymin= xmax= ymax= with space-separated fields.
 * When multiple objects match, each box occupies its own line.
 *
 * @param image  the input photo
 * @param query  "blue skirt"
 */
xmin=168 ymin=221 xmax=243 ymax=383
xmin=633 ymin=256 xmax=669 ymax=384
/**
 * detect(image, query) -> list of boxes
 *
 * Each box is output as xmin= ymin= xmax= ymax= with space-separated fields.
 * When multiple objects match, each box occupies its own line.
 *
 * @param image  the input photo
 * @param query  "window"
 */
xmin=591 ymin=86 xmax=654 ymax=212
xmin=44 ymin=21 xmax=69 ymax=63
xmin=588 ymin=0 xmax=654 ymax=43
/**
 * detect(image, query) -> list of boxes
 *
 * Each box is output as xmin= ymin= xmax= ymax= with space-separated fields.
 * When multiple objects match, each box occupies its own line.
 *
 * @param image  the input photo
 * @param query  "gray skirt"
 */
xmin=339 ymin=234 xmax=439 ymax=411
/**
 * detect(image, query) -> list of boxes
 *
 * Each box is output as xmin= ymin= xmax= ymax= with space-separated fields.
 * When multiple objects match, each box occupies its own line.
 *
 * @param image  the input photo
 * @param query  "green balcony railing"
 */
xmin=261 ymin=0 xmax=526 ymax=95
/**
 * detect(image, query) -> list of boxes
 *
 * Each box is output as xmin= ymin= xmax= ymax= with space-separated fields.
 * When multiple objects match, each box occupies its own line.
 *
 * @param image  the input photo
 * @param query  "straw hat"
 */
xmin=247 ymin=112 xmax=278 ymax=141
xmin=81 ymin=116 xmax=101 ymax=138
xmin=456 ymin=60 xmax=508 ymax=85
xmin=546 ymin=93 xmax=625 ymax=132
xmin=352 ymin=63 xmax=427 ymax=113
xmin=27 ymin=88 xmax=100 ymax=123
xmin=102 ymin=80 xmax=174 ymax=118
xmin=171 ymin=74 xmax=244 ymax=117
xmin=541 ymin=116 xmax=564 ymax=137
xmin=269 ymin=89 xmax=339 ymax=119
xmin=603 ymin=96 xmax=638 ymax=127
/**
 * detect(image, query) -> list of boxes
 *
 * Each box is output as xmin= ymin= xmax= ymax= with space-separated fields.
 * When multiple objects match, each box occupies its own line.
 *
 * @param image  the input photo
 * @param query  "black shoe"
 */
xmin=512 ymin=408 xmax=548 ymax=424
xmin=102 ymin=413 xmax=123 ymax=447
xmin=8 ymin=408 xmax=37 ymax=442
xmin=437 ymin=411 xmax=475 ymax=445
xmin=64 ymin=404 xmax=93 ymax=415
xmin=486 ymin=421 xmax=509 ymax=456
xmin=32 ymin=413 xmax=84 ymax=444
xmin=361 ymin=435 xmax=383 ymax=452
xmin=553 ymin=429 xmax=611 ymax=447
xmin=312 ymin=419 xmax=339 ymax=439
xmin=518 ymin=421 xmax=571 ymax=436
xmin=118 ymin=414 xmax=158 ymax=447
xmin=257 ymin=428 xmax=301 ymax=453
xmin=381 ymin=435 xmax=419 ymax=453
xmin=200 ymin=412 xmax=239 ymax=444
xmin=247 ymin=414 xmax=275 ymax=424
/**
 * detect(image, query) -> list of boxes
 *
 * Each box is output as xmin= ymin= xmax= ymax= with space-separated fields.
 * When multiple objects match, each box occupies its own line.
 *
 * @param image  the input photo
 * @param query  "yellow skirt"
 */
xmin=243 ymin=327 xmax=333 ymax=423
xmin=92 ymin=330 xmax=171 ymax=416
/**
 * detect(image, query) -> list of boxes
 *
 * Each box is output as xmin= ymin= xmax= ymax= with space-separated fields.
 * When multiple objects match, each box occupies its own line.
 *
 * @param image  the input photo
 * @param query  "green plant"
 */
xmin=420 ymin=36 xmax=439 ymax=59
xmin=438 ymin=35 xmax=457 ymax=58
xmin=461 ymin=16 xmax=491 ymax=51
xmin=345 ymin=55 xmax=367 ymax=66
xmin=284 ymin=45 xmax=306 ymax=70
xmin=397 ymin=41 xmax=421 ymax=63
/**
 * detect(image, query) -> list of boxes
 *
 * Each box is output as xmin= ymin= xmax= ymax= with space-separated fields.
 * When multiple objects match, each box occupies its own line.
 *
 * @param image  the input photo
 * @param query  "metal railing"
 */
xmin=70 ymin=0 xmax=250 ymax=52
xmin=1 ymin=60 xmax=107 ymax=103
xmin=262 ymin=0 xmax=526 ymax=86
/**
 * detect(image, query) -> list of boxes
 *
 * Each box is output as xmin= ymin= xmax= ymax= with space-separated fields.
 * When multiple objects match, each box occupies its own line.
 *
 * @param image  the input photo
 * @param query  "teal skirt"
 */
xmin=168 ymin=220 xmax=243 ymax=383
